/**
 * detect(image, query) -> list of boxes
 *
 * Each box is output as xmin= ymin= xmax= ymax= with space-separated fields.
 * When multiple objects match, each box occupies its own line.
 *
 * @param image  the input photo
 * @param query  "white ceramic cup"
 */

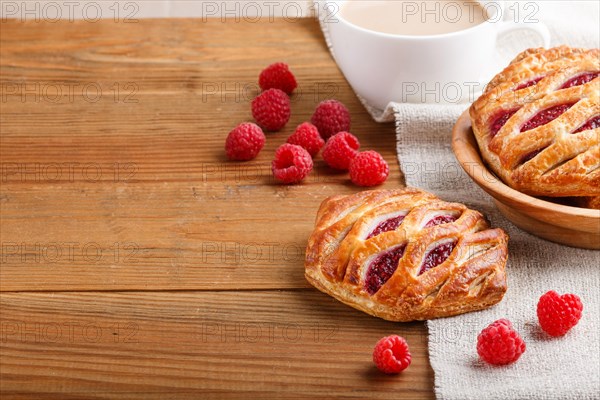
xmin=319 ymin=0 xmax=551 ymax=109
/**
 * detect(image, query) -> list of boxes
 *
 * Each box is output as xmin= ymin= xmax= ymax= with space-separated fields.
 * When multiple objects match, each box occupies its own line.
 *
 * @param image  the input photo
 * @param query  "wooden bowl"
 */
xmin=452 ymin=110 xmax=600 ymax=250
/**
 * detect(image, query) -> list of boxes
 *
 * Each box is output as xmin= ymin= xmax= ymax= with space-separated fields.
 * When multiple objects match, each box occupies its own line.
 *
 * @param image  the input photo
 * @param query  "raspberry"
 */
xmin=287 ymin=122 xmax=325 ymax=158
xmin=225 ymin=123 xmax=266 ymax=161
xmin=272 ymin=144 xmax=313 ymax=184
xmin=259 ymin=62 xmax=297 ymax=94
xmin=372 ymin=335 xmax=411 ymax=374
xmin=349 ymin=151 xmax=389 ymax=187
xmin=252 ymin=88 xmax=291 ymax=132
xmin=537 ymin=290 xmax=583 ymax=337
xmin=311 ymin=99 xmax=351 ymax=139
xmin=322 ymin=131 xmax=360 ymax=170
xmin=477 ymin=319 xmax=526 ymax=365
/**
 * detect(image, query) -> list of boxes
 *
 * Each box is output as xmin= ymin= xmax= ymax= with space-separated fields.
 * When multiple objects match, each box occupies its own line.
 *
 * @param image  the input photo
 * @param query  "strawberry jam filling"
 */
xmin=366 ymin=215 xmax=405 ymax=239
xmin=515 ymin=76 xmax=544 ymax=90
xmin=521 ymin=103 xmax=575 ymax=132
xmin=560 ymin=72 xmax=599 ymax=89
xmin=490 ymin=109 xmax=519 ymax=137
xmin=418 ymin=241 xmax=456 ymax=276
xmin=573 ymin=115 xmax=600 ymax=133
xmin=424 ymin=214 xmax=458 ymax=228
xmin=365 ymin=245 xmax=406 ymax=295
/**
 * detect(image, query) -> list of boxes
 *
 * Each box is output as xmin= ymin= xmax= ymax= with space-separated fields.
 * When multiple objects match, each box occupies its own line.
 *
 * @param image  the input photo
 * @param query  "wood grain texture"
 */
xmin=0 ymin=18 xmax=400 ymax=291
xmin=0 ymin=291 xmax=433 ymax=399
xmin=0 ymin=18 xmax=433 ymax=398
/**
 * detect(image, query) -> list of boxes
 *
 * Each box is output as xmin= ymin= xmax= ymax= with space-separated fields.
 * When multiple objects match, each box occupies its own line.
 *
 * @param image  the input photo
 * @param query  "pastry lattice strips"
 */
xmin=305 ymin=188 xmax=508 ymax=322
xmin=470 ymin=46 xmax=599 ymax=198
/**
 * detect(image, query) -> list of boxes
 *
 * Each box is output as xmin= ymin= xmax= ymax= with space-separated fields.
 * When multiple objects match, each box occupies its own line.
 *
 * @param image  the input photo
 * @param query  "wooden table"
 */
xmin=0 ymin=18 xmax=434 ymax=399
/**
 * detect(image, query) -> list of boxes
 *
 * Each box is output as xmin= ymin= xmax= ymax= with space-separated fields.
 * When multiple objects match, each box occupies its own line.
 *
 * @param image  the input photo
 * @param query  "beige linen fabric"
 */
xmin=316 ymin=1 xmax=600 ymax=398
xmin=394 ymin=103 xmax=599 ymax=400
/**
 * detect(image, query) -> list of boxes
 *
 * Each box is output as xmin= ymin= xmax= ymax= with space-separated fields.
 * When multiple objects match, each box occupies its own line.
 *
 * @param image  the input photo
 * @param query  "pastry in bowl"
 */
xmin=470 ymin=46 xmax=599 ymax=198
xmin=575 ymin=196 xmax=600 ymax=209
xmin=304 ymin=188 xmax=508 ymax=322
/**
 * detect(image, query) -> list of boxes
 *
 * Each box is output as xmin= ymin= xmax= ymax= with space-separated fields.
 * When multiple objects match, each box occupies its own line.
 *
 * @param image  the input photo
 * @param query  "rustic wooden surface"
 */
xmin=0 ymin=18 xmax=434 ymax=398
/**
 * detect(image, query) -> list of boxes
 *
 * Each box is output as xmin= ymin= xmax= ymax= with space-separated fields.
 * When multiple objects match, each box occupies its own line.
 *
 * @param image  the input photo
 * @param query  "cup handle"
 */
xmin=496 ymin=20 xmax=551 ymax=48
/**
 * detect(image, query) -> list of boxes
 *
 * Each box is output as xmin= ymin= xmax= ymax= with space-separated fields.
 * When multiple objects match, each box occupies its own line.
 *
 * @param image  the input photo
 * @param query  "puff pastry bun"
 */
xmin=470 ymin=46 xmax=599 ymax=198
xmin=305 ymin=188 xmax=508 ymax=322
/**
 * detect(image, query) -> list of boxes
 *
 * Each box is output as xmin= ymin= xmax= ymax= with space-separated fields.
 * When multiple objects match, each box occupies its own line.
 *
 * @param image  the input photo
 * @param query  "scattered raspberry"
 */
xmin=259 ymin=62 xmax=297 ymax=94
xmin=252 ymin=88 xmax=291 ymax=131
xmin=349 ymin=151 xmax=389 ymax=187
xmin=225 ymin=123 xmax=266 ymax=161
xmin=372 ymin=335 xmax=412 ymax=374
xmin=311 ymin=99 xmax=351 ymax=139
xmin=477 ymin=319 xmax=526 ymax=365
xmin=286 ymin=122 xmax=325 ymax=158
xmin=272 ymin=144 xmax=313 ymax=184
xmin=322 ymin=131 xmax=360 ymax=170
xmin=537 ymin=290 xmax=583 ymax=337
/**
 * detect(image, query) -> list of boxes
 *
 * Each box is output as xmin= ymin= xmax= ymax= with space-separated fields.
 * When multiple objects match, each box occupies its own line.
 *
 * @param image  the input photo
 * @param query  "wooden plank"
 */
xmin=0 ymin=19 xmax=400 ymax=291
xmin=0 ymin=17 xmax=432 ymax=398
xmin=0 ymin=291 xmax=434 ymax=399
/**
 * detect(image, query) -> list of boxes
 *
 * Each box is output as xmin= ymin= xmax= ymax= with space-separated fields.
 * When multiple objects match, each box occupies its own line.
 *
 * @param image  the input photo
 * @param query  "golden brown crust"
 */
xmin=470 ymin=46 xmax=600 ymax=197
xmin=304 ymin=188 xmax=509 ymax=322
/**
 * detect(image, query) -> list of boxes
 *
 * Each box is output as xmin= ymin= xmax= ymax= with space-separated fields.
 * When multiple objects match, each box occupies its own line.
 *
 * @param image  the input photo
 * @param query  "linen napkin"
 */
xmin=396 ymin=104 xmax=599 ymax=400
xmin=316 ymin=1 xmax=600 ymax=399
